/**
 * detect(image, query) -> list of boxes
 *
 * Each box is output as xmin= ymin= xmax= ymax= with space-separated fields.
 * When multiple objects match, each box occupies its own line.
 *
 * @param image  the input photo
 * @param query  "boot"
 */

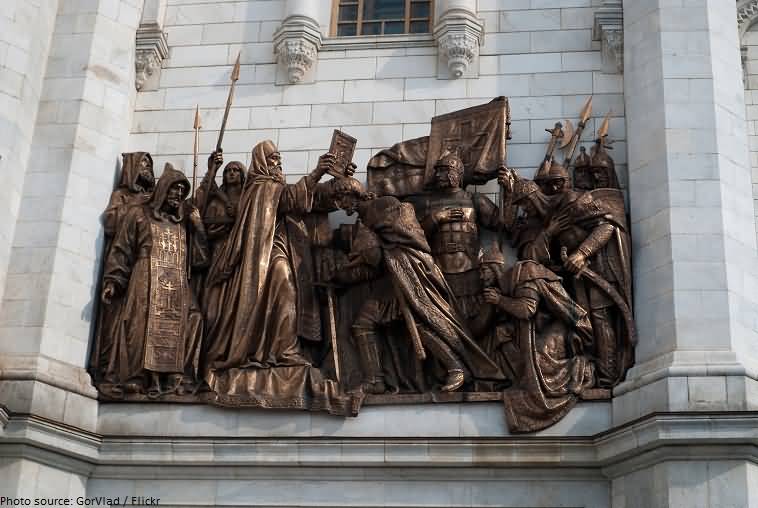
xmin=354 ymin=330 xmax=386 ymax=394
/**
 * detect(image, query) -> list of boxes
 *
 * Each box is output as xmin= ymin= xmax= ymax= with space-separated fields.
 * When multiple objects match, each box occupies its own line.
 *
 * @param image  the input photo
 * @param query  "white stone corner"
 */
xmin=434 ymin=9 xmax=484 ymax=79
xmin=273 ymin=15 xmax=323 ymax=85
xmin=135 ymin=22 xmax=168 ymax=91
xmin=593 ymin=0 xmax=623 ymax=74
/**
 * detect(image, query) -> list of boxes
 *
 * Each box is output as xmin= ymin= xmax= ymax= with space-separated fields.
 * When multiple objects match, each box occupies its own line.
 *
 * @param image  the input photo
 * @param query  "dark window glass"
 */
xmin=410 ymin=2 xmax=429 ymax=18
xmin=334 ymin=0 xmax=431 ymax=36
xmin=384 ymin=21 xmax=404 ymax=34
xmin=363 ymin=0 xmax=404 ymax=20
xmin=361 ymin=22 xmax=381 ymax=35
xmin=339 ymin=5 xmax=358 ymax=21
xmin=337 ymin=23 xmax=357 ymax=36
xmin=409 ymin=20 xmax=428 ymax=33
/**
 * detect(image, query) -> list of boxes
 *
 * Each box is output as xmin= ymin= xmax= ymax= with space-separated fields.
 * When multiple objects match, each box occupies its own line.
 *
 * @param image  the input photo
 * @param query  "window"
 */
xmin=332 ymin=0 xmax=433 ymax=36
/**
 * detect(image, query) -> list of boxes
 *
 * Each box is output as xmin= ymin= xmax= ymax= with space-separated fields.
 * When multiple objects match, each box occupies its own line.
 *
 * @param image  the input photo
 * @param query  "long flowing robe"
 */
xmin=202 ymin=140 xmax=360 ymax=416
xmin=101 ymin=167 xmax=208 ymax=388
xmin=353 ymin=196 xmax=505 ymax=385
xmin=496 ymin=261 xmax=596 ymax=433
xmin=89 ymin=152 xmax=154 ymax=387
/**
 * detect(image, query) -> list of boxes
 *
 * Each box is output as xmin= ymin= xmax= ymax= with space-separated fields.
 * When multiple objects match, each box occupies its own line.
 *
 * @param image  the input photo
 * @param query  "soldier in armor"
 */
xmin=500 ymin=167 xmax=634 ymax=387
xmin=331 ymin=178 xmax=505 ymax=394
xmin=417 ymin=151 xmax=504 ymax=323
xmin=574 ymin=145 xmax=619 ymax=191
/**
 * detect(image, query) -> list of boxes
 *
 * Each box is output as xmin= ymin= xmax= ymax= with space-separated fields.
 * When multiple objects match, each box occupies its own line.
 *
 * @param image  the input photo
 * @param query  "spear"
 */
xmin=498 ymin=98 xmax=512 ymax=226
xmin=216 ymin=52 xmax=241 ymax=152
xmin=192 ymin=105 xmax=202 ymax=199
xmin=596 ymin=110 xmax=611 ymax=149
xmin=562 ymin=96 xmax=593 ymax=167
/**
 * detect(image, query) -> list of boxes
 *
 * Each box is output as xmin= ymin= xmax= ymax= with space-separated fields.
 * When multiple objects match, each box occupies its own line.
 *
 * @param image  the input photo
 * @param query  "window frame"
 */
xmin=330 ymin=0 xmax=435 ymax=37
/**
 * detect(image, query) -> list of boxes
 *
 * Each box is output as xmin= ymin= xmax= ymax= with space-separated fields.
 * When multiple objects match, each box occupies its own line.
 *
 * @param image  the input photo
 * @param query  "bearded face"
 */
xmin=137 ymin=156 xmax=155 ymax=190
xmin=266 ymin=152 xmax=282 ymax=177
xmin=164 ymin=182 xmax=187 ymax=214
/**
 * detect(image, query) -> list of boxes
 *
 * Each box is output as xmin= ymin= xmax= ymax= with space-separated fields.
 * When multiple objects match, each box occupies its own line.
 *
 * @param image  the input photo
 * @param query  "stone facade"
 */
xmin=0 ymin=0 xmax=757 ymax=507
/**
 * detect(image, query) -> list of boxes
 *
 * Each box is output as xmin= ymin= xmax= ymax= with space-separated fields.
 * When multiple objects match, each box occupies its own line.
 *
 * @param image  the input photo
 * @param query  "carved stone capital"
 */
xmin=434 ymin=9 xmax=484 ymax=79
xmin=593 ymin=0 xmax=623 ymax=74
xmin=135 ymin=22 xmax=168 ymax=91
xmin=273 ymin=15 xmax=322 ymax=84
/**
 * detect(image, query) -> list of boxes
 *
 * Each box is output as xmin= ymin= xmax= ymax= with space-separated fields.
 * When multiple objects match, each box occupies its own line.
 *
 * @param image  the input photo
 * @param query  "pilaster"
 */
xmin=0 ymin=0 xmax=60 ymax=309
xmin=0 ymin=0 xmax=146 ymax=432
xmin=619 ymin=0 xmax=758 ymax=419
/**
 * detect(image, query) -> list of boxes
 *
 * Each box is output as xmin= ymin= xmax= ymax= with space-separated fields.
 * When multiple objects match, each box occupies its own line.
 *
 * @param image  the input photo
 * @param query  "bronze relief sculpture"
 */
xmin=89 ymin=95 xmax=636 ymax=432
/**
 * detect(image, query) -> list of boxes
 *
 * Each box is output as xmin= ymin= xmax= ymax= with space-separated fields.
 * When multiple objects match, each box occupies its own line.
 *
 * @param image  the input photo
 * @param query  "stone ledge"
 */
xmin=2 ymin=409 xmax=758 ymax=478
xmin=321 ymin=34 xmax=436 ymax=52
xmin=0 ymin=354 xmax=98 ymax=400
xmin=95 ymin=401 xmax=611 ymax=438
xmin=614 ymin=350 xmax=758 ymax=396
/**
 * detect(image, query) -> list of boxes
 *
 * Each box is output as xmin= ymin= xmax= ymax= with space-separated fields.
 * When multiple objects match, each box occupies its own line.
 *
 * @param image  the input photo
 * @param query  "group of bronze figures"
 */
xmin=88 ymin=97 xmax=635 ymax=433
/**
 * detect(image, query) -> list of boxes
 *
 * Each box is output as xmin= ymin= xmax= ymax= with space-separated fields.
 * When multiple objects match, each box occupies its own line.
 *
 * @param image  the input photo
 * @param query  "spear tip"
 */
xmin=231 ymin=51 xmax=241 ymax=81
xmin=194 ymin=105 xmax=202 ymax=129
xmin=580 ymin=96 xmax=593 ymax=123
xmin=598 ymin=111 xmax=611 ymax=139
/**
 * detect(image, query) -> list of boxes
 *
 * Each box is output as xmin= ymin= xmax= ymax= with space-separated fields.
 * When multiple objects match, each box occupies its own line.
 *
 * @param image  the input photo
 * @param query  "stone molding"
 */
xmin=273 ymin=15 xmax=323 ymax=84
xmin=434 ymin=8 xmax=484 ymax=79
xmin=2 ymin=410 xmax=758 ymax=480
xmin=593 ymin=0 xmax=623 ymax=74
xmin=0 ymin=354 xmax=98 ymax=400
xmin=613 ymin=350 xmax=758 ymax=397
xmin=321 ymin=33 xmax=435 ymax=52
xmin=135 ymin=21 xmax=168 ymax=91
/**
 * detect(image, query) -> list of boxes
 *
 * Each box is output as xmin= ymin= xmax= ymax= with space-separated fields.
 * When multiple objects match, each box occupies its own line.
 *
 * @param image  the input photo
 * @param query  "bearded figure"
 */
xmin=98 ymin=164 xmax=209 ymax=398
xmin=200 ymin=140 xmax=360 ymax=416
xmin=89 ymin=152 xmax=156 ymax=392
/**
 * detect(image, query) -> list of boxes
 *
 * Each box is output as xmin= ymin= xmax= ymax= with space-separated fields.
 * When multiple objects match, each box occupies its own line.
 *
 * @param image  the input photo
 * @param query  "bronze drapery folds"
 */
xmin=89 ymin=97 xmax=635 ymax=433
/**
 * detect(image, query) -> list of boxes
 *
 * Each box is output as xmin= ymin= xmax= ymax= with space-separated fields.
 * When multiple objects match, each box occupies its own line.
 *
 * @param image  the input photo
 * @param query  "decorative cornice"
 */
xmin=434 ymin=8 xmax=484 ymax=79
xmin=593 ymin=0 xmax=623 ymax=74
xmin=273 ymin=15 xmax=323 ymax=84
xmin=135 ymin=21 xmax=168 ymax=91
xmin=738 ymin=0 xmax=758 ymax=36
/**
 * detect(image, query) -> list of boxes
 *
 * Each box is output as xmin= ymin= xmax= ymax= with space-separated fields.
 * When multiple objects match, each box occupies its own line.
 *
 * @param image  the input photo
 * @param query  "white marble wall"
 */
xmin=0 ymin=0 xmax=60 ymax=306
xmin=131 ymin=0 xmax=625 ymax=198
xmin=744 ymin=24 xmax=758 ymax=246
xmin=0 ymin=0 xmax=145 ymax=427
xmin=617 ymin=0 xmax=758 ymax=422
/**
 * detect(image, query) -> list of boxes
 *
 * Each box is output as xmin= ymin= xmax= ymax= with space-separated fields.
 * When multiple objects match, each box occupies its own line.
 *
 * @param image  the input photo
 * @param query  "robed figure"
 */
xmin=331 ymin=182 xmax=506 ymax=394
xmin=90 ymin=152 xmax=156 ymax=394
xmin=99 ymin=165 xmax=209 ymax=398
xmin=201 ymin=140 xmax=359 ymax=415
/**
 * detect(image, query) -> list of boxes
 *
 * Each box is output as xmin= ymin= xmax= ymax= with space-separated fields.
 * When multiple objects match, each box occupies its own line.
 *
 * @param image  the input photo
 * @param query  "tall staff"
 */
xmin=562 ymin=96 xmax=593 ymax=167
xmin=216 ymin=52 xmax=241 ymax=153
xmin=188 ymin=105 xmax=202 ymax=280
xmin=198 ymin=53 xmax=242 ymax=218
xmin=498 ymin=98 xmax=512 ymax=226
xmin=192 ymin=105 xmax=201 ymax=199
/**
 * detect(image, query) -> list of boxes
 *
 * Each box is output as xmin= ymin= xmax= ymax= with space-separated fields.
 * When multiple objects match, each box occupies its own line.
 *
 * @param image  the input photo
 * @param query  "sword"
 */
xmin=560 ymin=246 xmax=636 ymax=345
xmin=313 ymin=281 xmax=342 ymax=382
